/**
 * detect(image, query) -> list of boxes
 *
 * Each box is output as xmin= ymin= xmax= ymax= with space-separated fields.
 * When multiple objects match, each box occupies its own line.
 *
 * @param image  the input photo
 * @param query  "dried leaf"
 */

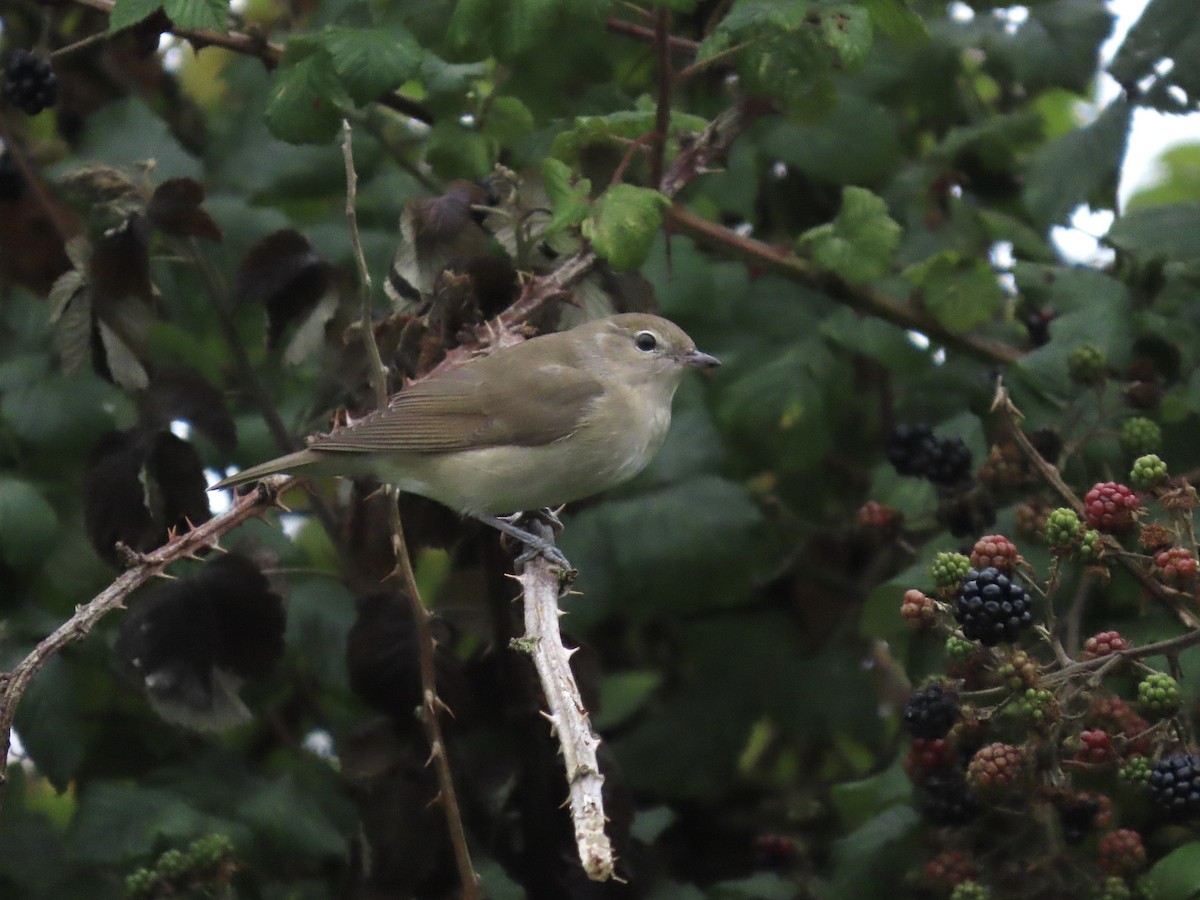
xmin=146 ymin=177 xmax=222 ymax=241
xmin=236 ymin=229 xmax=332 ymax=349
xmin=140 ymin=367 xmax=237 ymax=453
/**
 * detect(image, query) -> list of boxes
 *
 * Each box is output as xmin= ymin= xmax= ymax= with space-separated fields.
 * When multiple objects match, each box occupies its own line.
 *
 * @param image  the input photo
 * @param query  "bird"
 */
xmin=213 ymin=313 xmax=719 ymax=561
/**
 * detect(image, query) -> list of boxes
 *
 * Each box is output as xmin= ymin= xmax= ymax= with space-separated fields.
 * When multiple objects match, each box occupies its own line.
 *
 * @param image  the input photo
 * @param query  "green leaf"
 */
xmin=163 ymin=0 xmax=227 ymax=32
xmin=482 ymin=95 xmax=535 ymax=145
xmin=989 ymin=0 xmax=1115 ymax=95
xmin=1127 ymin=144 xmax=1200 ymax=210
xmin=107 ymin=0 xmax=163 ymax=34
xmin=239 ymin=776 xmax=348 ymax=858
xmin=594 ymin=671 xmax=662 ymax=730
xmin=828 ymin=805 xmax=919 ymax=900
xmin=264 ymin=40 xmax=349 ymax=145
xmin=13 ymin=657 xmax=84 ymax=790
xmin=320 ymin=25 xmax=422 ymax=106
xmin=902 ymin=252 xmax=1005 ymax=335
xmin=1023 ymin=97 xmax=1130 ymax=226
xmin=1107 ymin=202 xmax=1200 ymax=263
xmin=285 ymin=580 xmax=357 ymax=692
xmin=582 ymin=184 xmax=669 ymax=270
xmin=797 ymin=186 xmax=901 ymax=282
xmin=425 ymin=121 xmax=494 ymax=180
xmin=860 ymin=0 xmax=928 ymax=44
xmin=1140 ymin=841 xmax=1200 ymax=900
xmin=0 ymin=477 xmax=59 ymax=570
xmin=830 ymin=758 xmax=912 ymax=832
xmin=550 ymin=109 xmax=708 ymax=166
xmin=70 ymin=783 xmax=230 ymax=863
xmin=541 ymin=157 xmax=591 ymax=233
xmin=1111 ymin=0 xmax=1200 ymax=114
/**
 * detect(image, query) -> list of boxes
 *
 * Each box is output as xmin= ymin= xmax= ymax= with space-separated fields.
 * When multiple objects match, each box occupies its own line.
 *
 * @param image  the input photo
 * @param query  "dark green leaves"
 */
xmin=320 ymin=25 xmax=422 ymax=106
xmin=903 ymin=252 xmax=1005 ymax=334
xmin=1108 ymin=202 xmax=1200 ymax=263
xmin=0 ymin=478 xmax=59 ymax=570
xmin=265 ymin=40 xmax=351 ymax=145
xmin=108 ymin=0 xmax=228 ymax=34
xmin=1110 ymin=0 xmax=1200 ymax=113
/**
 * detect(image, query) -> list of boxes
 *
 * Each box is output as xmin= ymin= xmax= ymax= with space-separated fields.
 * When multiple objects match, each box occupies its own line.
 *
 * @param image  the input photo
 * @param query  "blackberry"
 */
xmin=1130 ymin=453 xmax=1168 ymax=490
xmin=1079 ymin=529 xmax=1102 ymax=563
xmin=955 ymin=567 xmax=1033 ymax=646
xmin=950 ymin=882 xmax=990 ymax=900
xmin=1147 ymin=754 xmax=1200 ymax=820
xmin=1029 ymin=426 xmax=1064 ymax=464
xmin=1045 ymin=507 xmax=1083 ymax=553
xmin=919 ymin=773 xmax=980 ymax=825
xmin=969 ymin=534 xmax=1019 ymax=573
xmin=1097 ymin=829 xmax=1146 ymax=878
xmin=2 ymin=49 xmax=58 ymax=115
xmin=1119 ymin=416 xmax=1161 ymax=458
xmin=1082 ymin=630 xmax=1129 ymax=661
xmin=931 ymin=551 xmax=971 ymax=593
xmin=1069 ymin=344 xmax=1108 ymax=386
xmin=886 ymin=424 xmax=972 ymax=486
xmin=966 ymin=742 xmax=1027 ymax=796
xmin=0 ymin=151 xmax=24 ymax=201
xmin=1084 ymin=482 xmax=1139 ymax=533
xmin=900 ymin=589 xmax=937 ymax=630
xmin=1118 ymin=756 xmax=1151 ymax=789
xmin=1138 ymin=672 xmax=1180 ymax=717
xmin=1058 ymin=793 xmax=1102 ymax=842
xmin=903 ymin=681 xmax=960 ymax=739
xmin=1152 ymin=547 xmax=1197 ymax=586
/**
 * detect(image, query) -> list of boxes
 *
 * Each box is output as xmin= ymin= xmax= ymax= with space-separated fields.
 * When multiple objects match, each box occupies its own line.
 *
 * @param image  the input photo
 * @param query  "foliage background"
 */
xmin=2 ymin=0 xmax=1200 ymax=897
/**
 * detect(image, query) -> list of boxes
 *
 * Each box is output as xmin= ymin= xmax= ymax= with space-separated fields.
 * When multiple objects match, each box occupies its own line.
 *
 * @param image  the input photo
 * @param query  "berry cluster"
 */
xmin=2 ymin=49 xmax=57 ymax=115
xmin=887 ymin=424 xmax=973 ymax=486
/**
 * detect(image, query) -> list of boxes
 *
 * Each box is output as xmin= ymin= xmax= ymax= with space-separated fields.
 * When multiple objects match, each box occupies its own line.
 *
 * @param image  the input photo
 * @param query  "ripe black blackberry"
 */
xmin=1057 ymin=794 xmax=1101 ymax=843
xmin=887 ymin=424 xmax=972 ymax=486
xmin=3 ymin=49 xmax=58 ymax=115
xmin=0 ymin=152 xmax=24 ymax=201
xmin=903 ymin=681 xmax=960 ymax=739
xmin=919 ymin=773 xmax=980 ymax=825
xmin=955 ymin=567 xmax=1033 ymax=646
xmin=1147 ymin=754 xmax=1200 ymax=820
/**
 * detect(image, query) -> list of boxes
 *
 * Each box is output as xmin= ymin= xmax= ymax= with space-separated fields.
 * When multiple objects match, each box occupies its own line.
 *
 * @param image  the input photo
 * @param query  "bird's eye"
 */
xmin=635 ymin=331 xmax=658 ymax=352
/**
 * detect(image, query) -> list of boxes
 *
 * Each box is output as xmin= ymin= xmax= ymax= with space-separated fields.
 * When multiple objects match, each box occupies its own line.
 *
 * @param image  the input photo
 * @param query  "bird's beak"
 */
xmin=681 ymin=348 xmax=721 ymax=369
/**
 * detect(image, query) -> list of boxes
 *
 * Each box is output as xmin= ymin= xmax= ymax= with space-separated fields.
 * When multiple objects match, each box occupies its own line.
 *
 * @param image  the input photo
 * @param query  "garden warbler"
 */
xmin=213 ymin=314 xmax=719 ymax=558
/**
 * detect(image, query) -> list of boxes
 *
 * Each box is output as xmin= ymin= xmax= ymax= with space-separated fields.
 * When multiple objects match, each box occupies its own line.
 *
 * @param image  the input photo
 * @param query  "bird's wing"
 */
xmin=308 ymin=356 xmax=604 ymax=454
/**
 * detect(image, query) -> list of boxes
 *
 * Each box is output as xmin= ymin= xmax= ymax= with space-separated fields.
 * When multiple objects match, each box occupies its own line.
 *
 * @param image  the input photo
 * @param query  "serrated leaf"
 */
xmin=0 ymin=477 xmax=59 ymax=570
xmin=860 ymin=0 xmax=928 ymax=44
xmin=550 ymin=109 xmax=708 ymax=165
xmin=321 ymin=25 xmax=422 ymax=106
xmin=107 ymin=0 xmax=163 ymax=34
xmin=903 ymin=252 xmax=1005 ymax=335
xmin=582 ymin=184 xmax=668 ymax=271
xmin=163 ymin=0 xmax=227 ymax=32
xmin=47 ymin=267 xmax=91 ymax=377
xmin=797 ymin=186 xmax=900 ymax=282
xmin=1107 ymin=202 xmax=1200 ymax=263
xmin=482 ymin=95 xmax=535 ymax=144
xmin=97 ymin=318 xmax=150 ymax=391
xmin=541 ymin=157 xmax=591 ymax=233
xmin=265 ymin=41 xmax=349 ymax=145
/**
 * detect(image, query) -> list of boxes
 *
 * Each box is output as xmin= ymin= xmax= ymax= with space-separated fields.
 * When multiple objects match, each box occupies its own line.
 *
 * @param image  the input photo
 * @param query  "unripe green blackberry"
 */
xmin=1118 ymin=756 xmax=1152 ymax=789
xmin=1098 ymin=828 xmax=1146 ymax=878
xmin=124 ymin=869 xmax=157 ymax=900
xmin=1069 ymin=344 xmax=1108 ymax=386
xmin=950 ymin=881 xmax=991 ymax=900
xmin=1120 ymin=417 xmax=1161 ymax=458
xmin=1045 ymin=507 xmax=1083 ymax=553
xmin=1079 ymin=529 xmax=1103 ymax=563
xmin=966 ymin=742 xmax=1027 ymax=796
xmin=1093 ymin=876 xmax=1132 ymax=900
xmin=1130 ymin=453 xmax=1168 ymax=490
xmin=946 ymin=635 xmax=976 ymax=665
xmin=156 ymin=848 xmax=189 ymax=878
xmin=1014 ymin=687 xmax=1058 ymax=729
xmin=1138 ymin=672 xmax=1180 ymax=717
xmin=931 ymin=551 xmax=971 ymax=594
xmin=997 ymin=649 xmax=1039 ymax=690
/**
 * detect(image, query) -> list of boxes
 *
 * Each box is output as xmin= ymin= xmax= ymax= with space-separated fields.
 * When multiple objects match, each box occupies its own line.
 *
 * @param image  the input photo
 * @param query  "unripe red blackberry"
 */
xmin=997 ymin=649 xmax=1039 ymax=689
xmin=966 ymin=742 xmax=1027 ymax=796
xmin=1045 ymin=507 xmax=1083 ymax=553
xmin=903 ymin=682 xmax=959 ymax=739
xmin=1152 ymin=547 xmax=1198 ymax=587
xmin=1138 ymin=672 xmax=1180 ymax=717
xmin=1097 ymin=829 xmax=1146 ymax=878
xmin=923 ymin=850 xmax=977 ymax=892
xmin=857 ymin=500 xmax=903 ymax=537
xmin=1082 ymin=631 xmax=1129 ymax=661
xmin=1148 ymin=754 xmax=1200 ymax=819
xmin=904 ymin=737 xmax=957 ymax=780
xmin=752 ymin=833 xmax=797 ymax=867
xmin=969 ymin=534 xmax=1019 ymax=573
xmin=1084 ymin=482 xmax=1139 ymax=532
xmin=1074 ymin=729 xmax=1116 ymax=766
xmin=955 ymin=567 xmax=1033 ymax=646
xmin=900 ymin=589 xmax=937 ymax=630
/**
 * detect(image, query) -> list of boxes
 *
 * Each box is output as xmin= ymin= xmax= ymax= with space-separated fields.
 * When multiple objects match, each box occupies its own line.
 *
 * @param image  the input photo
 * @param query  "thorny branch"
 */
xmin=341 ymin=122 xmax=480 ymax=899
xmin=0 ymin=476 xmax=298 ymax=814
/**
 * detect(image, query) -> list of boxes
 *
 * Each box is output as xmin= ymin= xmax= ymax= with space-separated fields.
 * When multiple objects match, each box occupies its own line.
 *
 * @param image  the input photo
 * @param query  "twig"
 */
xmin=341 ymin=121 xmax=479 ymax=899
xmin=0 ymin=476 xmax=296 ymax=814
xmin=0 ymin=112 xmax=78 ymax=246
xmin=650 ymin=8 xmax=672 ymax=190
xmin=1042 ymin=625 xmax=1200 ymax=688
xmin=68 ymin=0 xmax=433 ymax=123
xmin=668 ymin=205 xmax=1024 ymax=367
xmin=605 ymin=16 xmax=700 ymax=55
xmin=513 ymin=537 xmax=614 ymax=881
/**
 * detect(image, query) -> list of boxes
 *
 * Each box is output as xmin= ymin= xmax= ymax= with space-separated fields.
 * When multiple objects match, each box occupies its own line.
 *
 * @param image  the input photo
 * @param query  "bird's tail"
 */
xmin=210 ymin=449 xmax=322 ymax=490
